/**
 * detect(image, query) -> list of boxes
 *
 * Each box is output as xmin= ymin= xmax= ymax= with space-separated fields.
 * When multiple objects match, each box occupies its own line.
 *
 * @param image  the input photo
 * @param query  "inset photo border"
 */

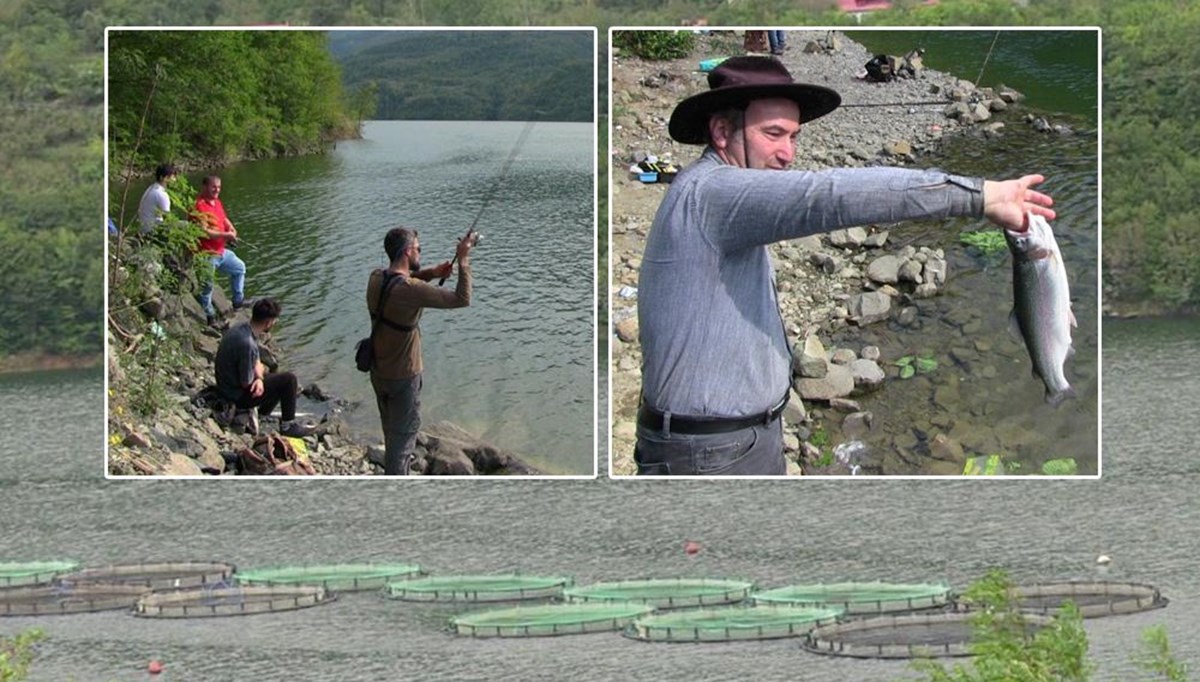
xmin=608 ymin=27 xmax=1100 ymax=479
xmin=105 ymin=26 xmax=599 ymax=479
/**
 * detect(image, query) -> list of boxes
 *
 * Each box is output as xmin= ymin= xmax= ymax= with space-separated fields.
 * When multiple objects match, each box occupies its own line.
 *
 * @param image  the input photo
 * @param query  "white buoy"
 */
xmin=1096 ymin=555 xmax=1111 ymax=566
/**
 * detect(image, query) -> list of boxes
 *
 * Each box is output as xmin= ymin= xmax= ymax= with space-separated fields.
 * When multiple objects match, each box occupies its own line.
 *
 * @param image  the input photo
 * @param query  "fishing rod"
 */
xmin=438 ymin=119 xmax=538 ymax=286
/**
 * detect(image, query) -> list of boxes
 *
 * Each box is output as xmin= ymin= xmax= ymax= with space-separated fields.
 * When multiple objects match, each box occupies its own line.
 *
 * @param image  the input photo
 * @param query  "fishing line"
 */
xmin=974 ymin=31 xmax=1001 ymax=87
xmin=438 ymin=119 xmax=537 ymax=286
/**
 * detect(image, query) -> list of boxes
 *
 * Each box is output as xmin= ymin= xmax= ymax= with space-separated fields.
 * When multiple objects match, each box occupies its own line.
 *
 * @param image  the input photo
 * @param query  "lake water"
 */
xmin=852 ymin=29 xmax=1099 ymax=122
xmin=2 ymin=341 xmax=1198 ymax=680
xmin=177 ymin=121 xmax=595 ymax=475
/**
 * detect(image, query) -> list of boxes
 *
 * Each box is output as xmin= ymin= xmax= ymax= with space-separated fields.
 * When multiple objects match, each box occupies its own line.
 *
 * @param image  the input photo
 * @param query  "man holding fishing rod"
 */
xmin=367 ymin=228 xmax=476 ymax=475
xmin=636 ymin=56 xmax=1056 ymax=476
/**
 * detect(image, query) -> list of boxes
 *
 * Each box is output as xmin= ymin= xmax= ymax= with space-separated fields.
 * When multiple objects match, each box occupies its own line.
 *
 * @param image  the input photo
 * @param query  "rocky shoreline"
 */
xmin=106 ymin=253 xmax=541 ymax=477
xmin=609 ymin=30 xmax=1072 ymax=476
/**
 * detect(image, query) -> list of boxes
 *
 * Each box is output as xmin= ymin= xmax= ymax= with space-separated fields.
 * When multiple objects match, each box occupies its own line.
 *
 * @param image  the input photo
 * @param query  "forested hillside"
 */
xmin=331 ymin=31 xmax=593 ymax=122
xmin=108 ymin=31 xmax=358 ymax=177
xmin=2 ymin=0 xmax=1199 ymax=369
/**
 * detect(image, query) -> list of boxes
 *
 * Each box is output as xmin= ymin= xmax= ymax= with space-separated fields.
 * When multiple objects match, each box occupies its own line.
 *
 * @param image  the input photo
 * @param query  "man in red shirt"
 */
xmin=193 ymin=175 xmax=248 ymax=326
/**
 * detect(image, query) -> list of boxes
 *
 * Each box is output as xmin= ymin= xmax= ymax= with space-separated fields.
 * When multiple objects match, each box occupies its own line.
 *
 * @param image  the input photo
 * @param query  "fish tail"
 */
xmin=1045 ymin=385 xmax=1076 ymax=408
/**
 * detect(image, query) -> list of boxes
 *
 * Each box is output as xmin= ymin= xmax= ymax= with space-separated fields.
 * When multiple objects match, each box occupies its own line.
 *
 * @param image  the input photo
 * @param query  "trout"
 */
xmin=1005 ymin=213 xmax=1076 ymax=406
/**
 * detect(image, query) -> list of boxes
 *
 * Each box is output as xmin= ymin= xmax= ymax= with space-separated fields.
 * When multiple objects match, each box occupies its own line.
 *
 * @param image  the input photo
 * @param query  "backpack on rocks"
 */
xmin=237 ymin=433 xmax=316 ymax=475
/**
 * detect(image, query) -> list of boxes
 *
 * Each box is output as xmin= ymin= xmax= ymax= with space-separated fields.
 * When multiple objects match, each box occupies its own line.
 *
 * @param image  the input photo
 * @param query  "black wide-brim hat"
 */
xmin=668 ymin=56 xmax=842 ymax=144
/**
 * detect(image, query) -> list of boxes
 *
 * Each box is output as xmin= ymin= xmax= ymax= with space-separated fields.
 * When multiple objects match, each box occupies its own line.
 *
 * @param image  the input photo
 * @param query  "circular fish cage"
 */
xmin=1010 ymin=581 xmax=1168 ymax=618
xmin=0 ymin=561 xmax=80 ymax=588
xmin=234 ymin=564 xmax=421 ymax=592
xmin=59 ymin=562 xmax=235 ymax=590
xmin=564 ymin=578 xmax=754 ymax=609
xmin=385 ymin=575 xmax=572 ymax=603
xmin=134 ymin=584 xmax=333 ymax=618
xmin=0 ymin=583 xmax=151 ymax=616
xmin=450 ymin=603 xmax=655 ymax=638
xmin=802 ymin=611 xmax=1055 ymax=659
xmin=751 ymin=582 xmax=951 ymax=615
xmin=626 ymin=605 xmax=844 ymax=643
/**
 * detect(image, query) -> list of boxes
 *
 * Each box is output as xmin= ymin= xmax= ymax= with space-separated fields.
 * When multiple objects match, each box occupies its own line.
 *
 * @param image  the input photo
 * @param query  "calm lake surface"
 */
xmin=192 ymin=120 xmax=595 ymax=474
xmin=852 ymin=29 xmax=1099 ymax=122
xmin=2 ymin=335 xmax=1197 ymax=680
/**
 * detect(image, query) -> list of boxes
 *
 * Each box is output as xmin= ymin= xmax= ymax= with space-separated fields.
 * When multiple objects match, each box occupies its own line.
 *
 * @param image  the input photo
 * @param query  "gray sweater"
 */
xmin=638 ymin=147 xmax=984 ymax=418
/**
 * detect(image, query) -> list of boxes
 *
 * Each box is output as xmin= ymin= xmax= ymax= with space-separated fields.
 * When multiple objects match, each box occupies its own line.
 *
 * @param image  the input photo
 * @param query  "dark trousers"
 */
xmin=235 ymin=372 xmax=299 ymax=422
xmin=634 ymin=415 xmax=786 ymax=475
xmin=371 ymin=373 xmax=421 ymax=475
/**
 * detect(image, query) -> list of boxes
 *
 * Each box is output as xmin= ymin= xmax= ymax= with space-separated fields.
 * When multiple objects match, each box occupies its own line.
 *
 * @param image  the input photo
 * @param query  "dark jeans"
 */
xmin=634 ymin=415 xmax=785 ymax=475
xmin=371 ymin=373 xmax=421 ymax=475
xmin=234 ymin=372 xmax=299 ymax=422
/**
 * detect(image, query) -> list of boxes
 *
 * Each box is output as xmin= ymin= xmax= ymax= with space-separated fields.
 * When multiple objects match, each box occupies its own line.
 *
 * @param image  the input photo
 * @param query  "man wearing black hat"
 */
xmin=635 ymin=56 xmax=1056 ymax=476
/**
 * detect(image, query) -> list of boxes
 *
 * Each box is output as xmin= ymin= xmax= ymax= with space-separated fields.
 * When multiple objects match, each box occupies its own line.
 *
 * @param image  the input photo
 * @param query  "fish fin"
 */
xmin=1046 ymin=385 xmax=1076 ymax=408
xmin=1008 ymin=310 xmax=1022 ymax=341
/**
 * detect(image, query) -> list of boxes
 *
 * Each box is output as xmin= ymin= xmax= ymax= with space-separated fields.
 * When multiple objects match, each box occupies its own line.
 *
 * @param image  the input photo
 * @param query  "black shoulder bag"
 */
xmin=355 ymin=271 xmax=413 ymax=372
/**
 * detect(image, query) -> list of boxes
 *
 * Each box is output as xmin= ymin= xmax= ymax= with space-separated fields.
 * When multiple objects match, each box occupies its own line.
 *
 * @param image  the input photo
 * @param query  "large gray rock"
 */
xmin=867 ymin=255 xmax=901 ymax=284
xmin=842 ymin=411 xmax=873 ymax=440
xmin=924 ymin=257 xmax=947 ymax=285
xmin=794 ymin=363 xmax=854 ymax=402
xmin=898 ymin=259 xmax=923 ymax=283
xmin=828 ymin=227 xmax=868 ymax=248
xmin=863 ymin=231 xmax=889 ymax=248
xmin=163 ymin=453 xmax=204 ymax=476
xmin=848 ymin=291 xmax=892 ymax=325
xmin=782 ymin=388 xmax=807 ymax=425
xmin=849 ymin=359 xmax=886 ymax=394
xmin=794 ymin=335 xmax=828 ymax=378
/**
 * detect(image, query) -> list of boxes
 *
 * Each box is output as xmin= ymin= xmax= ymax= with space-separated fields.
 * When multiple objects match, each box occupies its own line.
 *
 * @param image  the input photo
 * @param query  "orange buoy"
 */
xmin=148 ymin=660 xmax=164 ymax=675
xmin=684 ymin=541 xmax=701 ymax=556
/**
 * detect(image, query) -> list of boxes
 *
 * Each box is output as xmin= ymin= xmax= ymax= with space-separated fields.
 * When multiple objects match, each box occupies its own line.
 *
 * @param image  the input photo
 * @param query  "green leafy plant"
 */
xmin=896 ymin=353 xmax=938 ymax=379
xmin=960 ymin=230 xmax=1009 ymax=257
xmin=912 ymin=569 xmax=1093 ymax=682
xmin=613 ymin=30 xmax=696 ymax=60
xmin=1041 ymin=458 xmax=1079 ymax=476
xmin=0 ymin=628 xmax=45 ymax=682
xmin=124 ymin=321 xmax=184 ymax=417
xmin=1135 ymin=625 xmax=1189 ymax=681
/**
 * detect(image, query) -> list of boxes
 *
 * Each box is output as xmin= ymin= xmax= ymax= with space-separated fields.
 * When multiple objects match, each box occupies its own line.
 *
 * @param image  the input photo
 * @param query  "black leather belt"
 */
xmin=638 ymin=393 xmax=789 ymax=435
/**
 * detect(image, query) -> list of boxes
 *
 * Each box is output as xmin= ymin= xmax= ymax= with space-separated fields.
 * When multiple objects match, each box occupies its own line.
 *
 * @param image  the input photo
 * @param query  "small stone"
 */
xmin=849 ymin=359 xmax=886 ymax=394
xmin=849 ymin=291 xmax=892 ymax=325
xmin=898 ymin=259 xmax=923 ymax=283
xmin=898 ymin=306 xmax=919 ymax=327
xmin=829 ymin=398 xmax=861 ymax=413
xmin=861 ymin=345 xmax=881 ymax=362
xmin=867 ymin=255 xmax=901 ymax=284
xmin=614 ymin=316 xmax=643 ymax=343
xmin=914 ymin=283 xmax=938 ymax=299
xmin=795 ymin=363 xmax=854 ymax=401
xmin=930 ymin=433 xmax=965 ymax=463
xmin=830 ymin=348 xmax=857 ymax=365
xmin=863 ymin=231 xmax=889 ymax=248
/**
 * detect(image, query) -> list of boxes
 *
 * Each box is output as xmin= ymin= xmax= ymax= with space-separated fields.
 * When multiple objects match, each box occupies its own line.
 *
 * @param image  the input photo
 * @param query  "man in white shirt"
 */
xmin=137 ymin=163 xmax=178 ymax=233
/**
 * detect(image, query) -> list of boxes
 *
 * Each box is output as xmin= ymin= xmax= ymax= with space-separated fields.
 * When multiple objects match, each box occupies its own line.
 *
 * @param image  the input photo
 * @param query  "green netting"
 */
xmin=1009 ymin=581 xmax=1169 ymax=619
xmin=451 ymin=603 xmax=655 ymax=637
xmin=0 ymin=561 xmax=80 ymax=588
xmin=803 ymin=612 xmax=1053 ymax=659
xmin=627 ymin=605 xmax=844 ymax=642
xmin=134 ymin=584 xmax=333 ymax=618
xmin=386 ymin=575 xmax=572 ymax=602
xmin=234 ymin=564 xmax=421 ymax=592
xmin=751 ymin=582 xmax=950 ymax=614
xmin=60 ymin=562 xmax=235 ymax=590
xmin=0 ymin=584 xmax=150 ymax=616
xmin=564 ymin=579 xmax=754 ymax=609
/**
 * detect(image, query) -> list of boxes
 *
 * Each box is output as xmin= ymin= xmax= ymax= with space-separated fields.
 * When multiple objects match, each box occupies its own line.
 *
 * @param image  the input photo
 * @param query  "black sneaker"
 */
xmin=232 ymin=298 xmax=254 ymax=310
xmin=279 ymin=420 xmax=317 ymax=438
